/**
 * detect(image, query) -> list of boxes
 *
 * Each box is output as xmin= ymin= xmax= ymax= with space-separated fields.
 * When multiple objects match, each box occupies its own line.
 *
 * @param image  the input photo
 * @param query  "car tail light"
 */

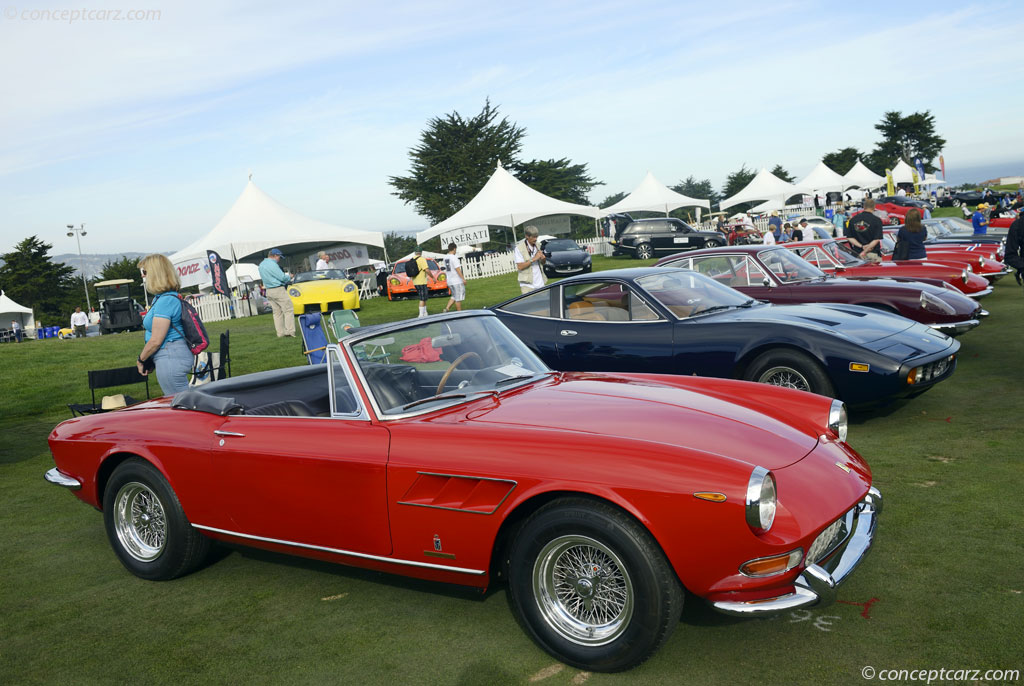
xmin=739 ymin=549 xmax=803 ymax=577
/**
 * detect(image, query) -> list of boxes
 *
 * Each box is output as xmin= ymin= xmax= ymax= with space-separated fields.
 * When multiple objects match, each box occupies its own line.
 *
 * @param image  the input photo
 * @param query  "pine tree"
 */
xmin=0 ymin=236 xmax=81 ymax=324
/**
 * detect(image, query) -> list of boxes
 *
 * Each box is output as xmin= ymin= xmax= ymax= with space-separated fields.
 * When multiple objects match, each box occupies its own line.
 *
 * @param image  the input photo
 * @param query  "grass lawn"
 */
xmin=2 ymin=255 xmax=1022 ymax=685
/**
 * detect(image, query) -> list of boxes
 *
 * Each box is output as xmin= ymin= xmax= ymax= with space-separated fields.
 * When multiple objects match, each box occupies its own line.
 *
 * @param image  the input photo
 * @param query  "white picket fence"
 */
xmin=190 ymin=294 xmax=259 ymax=324
xmin=460 ymin=237 xmax=614 ymax=281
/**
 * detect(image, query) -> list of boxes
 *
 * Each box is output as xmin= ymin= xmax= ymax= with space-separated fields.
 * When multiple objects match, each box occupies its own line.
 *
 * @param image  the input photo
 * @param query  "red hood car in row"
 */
xmin=386 ymin=258 xmax=450 ymax=300
xmin=45 ymin=312 xmax=880 ymax=672
xmin=655 ymin=246 xmax=984 ymax=335
xmin=784 ymin=239 xmax=993 ymax=298
xmin=879 ymin=231 xmax=1008 ymax=282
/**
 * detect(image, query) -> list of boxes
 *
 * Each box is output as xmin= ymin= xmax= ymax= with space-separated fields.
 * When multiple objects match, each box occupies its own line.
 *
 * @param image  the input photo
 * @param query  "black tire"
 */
xmin=507 ymin=498 xmax=683 ymax=672
xmin=706 ymin=239 xmax=724 ymax=248
xmin=635 ymin=243 xmax=654 ymax=260
xmin=102 ymin=458 xmax=211 ymax=580
xmin=744 ymin=349 xmax=836 ymax=398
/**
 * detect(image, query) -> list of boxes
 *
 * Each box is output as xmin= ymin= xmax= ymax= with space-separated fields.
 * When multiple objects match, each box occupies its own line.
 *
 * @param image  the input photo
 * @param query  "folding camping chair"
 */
xmin=68 ymin=366 xmax=151 ymax=417
xmin=329 ymin=310 xmax=392 ymax=362
xmin=329 ymin=310 xmax=361 ymax=339
xmin=299 ymin=313 xmax=330 ymax=364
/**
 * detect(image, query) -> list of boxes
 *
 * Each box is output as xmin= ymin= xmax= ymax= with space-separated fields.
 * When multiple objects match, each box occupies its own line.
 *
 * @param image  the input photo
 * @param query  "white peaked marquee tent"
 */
xmin=843 ymin=160 xmax=885 ymax=189
xmin=415 ymin=163 xmax=602 ymax=245
xmin=719 ymin=168 xmax=810 ymax=210
xmin=0 ymin=290 xmax=35 ymax=331
xmin=602 ymin=171 xmax=710 ymax=216
xmin=919 ymin=174 xmax=947 ymax=186
xmin=797 ymin=161 xmax=847 ymax=193
xmin=891 ymin=159 xmax=919 ymax=185
xmin=170 ymin=180 xmax=385 ymax=266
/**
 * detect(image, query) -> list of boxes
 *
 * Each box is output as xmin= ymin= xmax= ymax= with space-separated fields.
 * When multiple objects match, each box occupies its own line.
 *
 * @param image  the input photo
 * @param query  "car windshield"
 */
xmin=923 ymin=220 xmax=952 ymax=238
xmin=824 ymin=240 xmax=865 ymax=266
xmin=96 ymin=283 xmax=133 ymax=300
xmin=879 ymin=235 xmax=895 ymax=254
xmin=350 ymin=315 xmax=549 ymax=416
xmin=544 ymin=239 xmax=582 ymax=252
xmin=635 ymin=270 xmax=752 ymax=319
xmin=294 ymin=270 xmax=348 ymax=283
xmin=757 ymin=248 xmax=827 ymax=282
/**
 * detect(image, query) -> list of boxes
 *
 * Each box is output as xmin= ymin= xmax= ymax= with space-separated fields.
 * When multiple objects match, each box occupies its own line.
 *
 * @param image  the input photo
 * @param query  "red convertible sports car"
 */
xmin=45 ymin=312 xmax=881 ymax=672
xmin=656 ymin=246 xmax=984 ymax=335
xmin=784 ymin=239 xmax=993 ymax=298
xmin=878 ymin=231 xmax=1008 ymax=282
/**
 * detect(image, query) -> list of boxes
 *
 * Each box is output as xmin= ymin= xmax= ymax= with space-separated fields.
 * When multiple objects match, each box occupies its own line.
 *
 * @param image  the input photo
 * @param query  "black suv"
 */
xmin=612 ymin=218 xmax=727 ymax=259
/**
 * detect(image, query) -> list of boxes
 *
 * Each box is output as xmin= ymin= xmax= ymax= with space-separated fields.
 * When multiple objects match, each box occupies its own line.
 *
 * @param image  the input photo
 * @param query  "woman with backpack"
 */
xmin=137 ymin=254 xmax=192 ymax=395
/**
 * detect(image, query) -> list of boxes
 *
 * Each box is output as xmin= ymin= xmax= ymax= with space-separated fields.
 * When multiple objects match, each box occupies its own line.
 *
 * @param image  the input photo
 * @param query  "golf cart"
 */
xmin=94 ymin=279 xmax=145 ymax=334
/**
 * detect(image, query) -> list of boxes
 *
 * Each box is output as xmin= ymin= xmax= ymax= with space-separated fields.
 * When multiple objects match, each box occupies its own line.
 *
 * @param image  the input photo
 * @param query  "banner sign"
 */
xmin=940 ymin=155 xmax=946 ymax=180
xmin=174 ymin=257 xmax=211 ymax=289
xmin=440 ymin=225 xmax=490 ymax=247
xmin=525 ymin=215 xmax=571 ymax=236
xmin=885 ymin=169 xmax=895 ymax=197
xmin=207 ymin=250 xmax=228 ymax=296
xmin=305 ymin=243 xmax=371 ymax=272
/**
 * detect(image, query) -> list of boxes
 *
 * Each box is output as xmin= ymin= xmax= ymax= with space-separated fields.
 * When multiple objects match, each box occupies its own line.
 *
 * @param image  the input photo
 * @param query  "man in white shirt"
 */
xmin=315 ymin=251 xmax=331 ymax=270
xmin=513 ymin=225 xmax=547 ymax=293
xmin=70 ymin=307 xmax=89 ymax=338
xmin=442 ymin=243 xmax=467 ymax=312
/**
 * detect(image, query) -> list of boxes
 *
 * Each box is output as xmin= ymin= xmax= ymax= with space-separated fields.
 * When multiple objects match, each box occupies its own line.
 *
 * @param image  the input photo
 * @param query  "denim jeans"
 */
xmin=153 ymin=338 xmax=193 ymax=395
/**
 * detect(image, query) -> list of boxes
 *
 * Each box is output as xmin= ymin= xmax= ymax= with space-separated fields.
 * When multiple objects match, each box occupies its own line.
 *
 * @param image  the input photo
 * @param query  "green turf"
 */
xmin=2 ymin=256 xmax=1021 ymax=684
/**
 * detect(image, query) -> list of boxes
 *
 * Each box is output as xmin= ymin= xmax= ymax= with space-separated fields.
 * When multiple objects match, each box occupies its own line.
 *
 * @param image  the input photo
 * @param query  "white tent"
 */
xmin=919 ymin=174 xmax=947 ymax=186
xmin=399 ymin=250 xmax=447 ymax=262
xmin=415 ymin=163 xmax=602 ymax=245
xmin=602 ymin=171 xmax=710 ymax=216
xmin=170 ymin=180 xmax=385 ymax=266
xmin=843 ymin=160 xmax=885 ymax=189
xmin=797 ymin=161 xmax=847 ymax=193
xmin=719 ymin=168 xmax=810 ymax=210
xmin=891 ymin=159 xmax=918 ymax=184
xmin=0 ymin=290 xmax=35 ymax=331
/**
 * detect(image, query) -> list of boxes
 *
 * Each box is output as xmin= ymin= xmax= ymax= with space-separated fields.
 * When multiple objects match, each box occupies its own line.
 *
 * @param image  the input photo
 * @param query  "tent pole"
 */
xmin=510 ymin=215 xmax=517 ymax=245
xmin=229 ymin=243 xmax=246 ymax=318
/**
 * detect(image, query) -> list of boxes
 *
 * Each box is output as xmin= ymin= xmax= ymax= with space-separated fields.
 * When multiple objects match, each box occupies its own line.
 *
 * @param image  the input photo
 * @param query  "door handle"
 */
xmin=559 ymin=329 xmax=578 ymax=336
xmin=214 ymin=430 xmax=245 ymax=437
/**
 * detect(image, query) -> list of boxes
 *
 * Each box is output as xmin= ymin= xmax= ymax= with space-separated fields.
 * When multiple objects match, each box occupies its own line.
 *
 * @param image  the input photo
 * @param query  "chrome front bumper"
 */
xmin=44 ymin=467 xmax=81 ymax=490
xmin=930 ymin=319 xmax=980 ymax=335
xmin=712 ymin=486 xmax=882 ymax=617
xmin=966 ymin=287 xmax=994 ymax=299
xmin=984 ymin=269 xmax=1009 ymax=283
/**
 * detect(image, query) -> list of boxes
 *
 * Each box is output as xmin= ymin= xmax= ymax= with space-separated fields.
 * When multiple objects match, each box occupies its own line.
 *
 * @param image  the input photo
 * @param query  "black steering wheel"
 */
xmin=436 ymin=352 xmax=482 ymax=394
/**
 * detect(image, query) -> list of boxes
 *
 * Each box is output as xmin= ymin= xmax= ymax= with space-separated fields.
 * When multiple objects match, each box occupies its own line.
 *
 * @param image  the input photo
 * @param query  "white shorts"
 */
xmin=450 ymin=283 xmax=466 ymax=301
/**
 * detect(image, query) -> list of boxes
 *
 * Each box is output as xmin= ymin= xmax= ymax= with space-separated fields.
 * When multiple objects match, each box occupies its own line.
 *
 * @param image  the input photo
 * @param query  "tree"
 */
xmin=672 ymin=176 xmax=720 ymax=207
xmin=722 ymin=165 xmax=756 ymax=201
xmin=0 ymin=236 xmax=80 ymax=324
xmin=516 ymin=158 xmax=603 ymax=206
xmin=600 ymin=191 xmax=627 ymax=209
xmin=821 ymin=147 xmax=863 ymax=176
xmin=868 ymin=110 xmax=946 ymax=172
xmin=382 ymin=232 xmax=417 ymax=262
xmin=771 ymin=165 xmax=794 ymax=183
xmin=389 ymin=99 xmax=526 ymax=225
xmin=99 ymin=256 xmax=140 ymax=281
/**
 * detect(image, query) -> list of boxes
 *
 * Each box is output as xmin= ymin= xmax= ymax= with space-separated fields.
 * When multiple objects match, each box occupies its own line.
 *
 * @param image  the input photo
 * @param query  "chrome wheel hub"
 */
xmin=113 ymin=481 xmax=166 ymax=562
xmin=758 ymin=365 xmax=811 ymax=392
xmin=532 ymin=535 xmax=633 ymax=646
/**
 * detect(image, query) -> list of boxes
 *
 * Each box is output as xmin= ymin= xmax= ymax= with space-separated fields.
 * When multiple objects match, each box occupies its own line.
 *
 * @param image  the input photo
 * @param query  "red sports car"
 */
xmin=45 ymin=312 xmax=881 ymax=673
xmin=784 ymin=239 xmax=993 ymax=298
xmin=656 ymin=246 xmax=984 ymax=335
xmin=879 ymin=231 xmax=1009 ymax=282
xmin=386 ymin=259 xmax=450 ymax=300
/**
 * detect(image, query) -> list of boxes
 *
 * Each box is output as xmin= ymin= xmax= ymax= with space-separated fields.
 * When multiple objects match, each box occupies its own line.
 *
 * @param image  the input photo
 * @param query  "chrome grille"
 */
xmin=807 ymin=509 xmax=852 ymax=565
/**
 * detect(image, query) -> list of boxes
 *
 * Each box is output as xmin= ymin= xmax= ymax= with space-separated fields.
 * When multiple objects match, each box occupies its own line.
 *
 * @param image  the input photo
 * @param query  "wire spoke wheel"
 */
xmin=113 ymin=481 xmax=167 ymax=562
xmin=756 ymin=365 xmax=812 ymax=392
xmin=532 ymin=535 xmax=634 ymax=646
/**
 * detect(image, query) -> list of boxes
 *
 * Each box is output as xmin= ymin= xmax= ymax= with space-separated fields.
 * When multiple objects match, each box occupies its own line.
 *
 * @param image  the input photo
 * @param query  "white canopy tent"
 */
xmin=891 ymin=159 xmax=918 ymax=184
xmin=797 ymin=161 xmax=847 ymax=193
xmin=1 ymin=290 xmax=35 ymax=331
xmin=170 ymin=180 xmax=385 ymax=266
xmin=719 ymin=168 xmax=810 ymax=210
xmin=415 ymin=163 xmax=602 ymax=245
xmin=399 ymin=250 xmax=447 ymax=262
xmin=919 ymin=174 xmax=947 ymax=186
xmin=601 ymin=171 xmax=710 ymax=216
xmin=843 ymin=160 xmax=885 ymax=190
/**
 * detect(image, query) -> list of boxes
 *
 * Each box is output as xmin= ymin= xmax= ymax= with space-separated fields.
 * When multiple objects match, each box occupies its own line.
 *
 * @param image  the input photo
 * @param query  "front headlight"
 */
xmin=288 ymin=288 xmax=300 ymax=297
xmin=389 ymin=278 xmax=401 ymax=286
xmin=438 ymin=273 xmax=447 ymax=282
xmin=961 ymin=268 xmax=969 ymax=284
xmin=828 ymin=399 xmax=848 ymax=442
xmin=920 ymin=290 xmax=955 ymax=315
xmin=745 ymin=467 xmax=777 ymax=534
xmin=343 ymin=283 xmax=356 ymax=293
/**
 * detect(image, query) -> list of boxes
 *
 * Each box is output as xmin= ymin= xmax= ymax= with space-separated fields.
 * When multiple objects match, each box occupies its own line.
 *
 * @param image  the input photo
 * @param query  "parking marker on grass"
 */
xmin=529 ymin=664 xmax=564 ymax=681
xmin=321 ymin=593 xmax=349 ymax=601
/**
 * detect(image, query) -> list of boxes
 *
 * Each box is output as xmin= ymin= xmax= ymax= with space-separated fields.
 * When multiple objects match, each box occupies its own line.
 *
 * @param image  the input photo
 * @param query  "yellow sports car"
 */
xmin=287 ymin=269 xmax=360 ymax=314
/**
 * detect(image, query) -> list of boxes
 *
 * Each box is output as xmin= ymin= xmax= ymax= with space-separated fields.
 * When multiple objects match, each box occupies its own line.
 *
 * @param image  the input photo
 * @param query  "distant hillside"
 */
xmin=0 ymin=252 xmax=165 ymax=280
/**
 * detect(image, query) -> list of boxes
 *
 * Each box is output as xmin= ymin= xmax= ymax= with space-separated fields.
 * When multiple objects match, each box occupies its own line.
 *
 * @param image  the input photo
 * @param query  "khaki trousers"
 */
xmin=266 ymin=286 xmax=295 ymax=336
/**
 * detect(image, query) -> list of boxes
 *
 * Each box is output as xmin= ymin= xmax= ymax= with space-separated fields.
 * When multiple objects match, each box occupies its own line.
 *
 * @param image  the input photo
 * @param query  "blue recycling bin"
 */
xmin=41 ymin=327 xmax=50 ymax=338
xmin=50 ymin=326 xmax=59 ymax=338
xmin=825 ymin=208 xmax=834 ymax=220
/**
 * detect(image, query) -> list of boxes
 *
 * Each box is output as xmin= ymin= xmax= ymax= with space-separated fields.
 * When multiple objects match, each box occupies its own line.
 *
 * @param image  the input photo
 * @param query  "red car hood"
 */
xmin=461 ymin=373 xmax=821 ymax=470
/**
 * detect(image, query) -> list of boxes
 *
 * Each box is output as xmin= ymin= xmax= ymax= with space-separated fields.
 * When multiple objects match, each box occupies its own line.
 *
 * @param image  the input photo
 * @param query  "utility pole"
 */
xmin=66 ymin=224 xmax=91 ymax=312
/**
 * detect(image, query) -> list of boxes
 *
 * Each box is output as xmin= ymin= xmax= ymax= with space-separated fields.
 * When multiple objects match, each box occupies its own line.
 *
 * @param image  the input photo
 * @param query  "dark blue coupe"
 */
xmin=491 ymin=268 xmax=960 ymax=407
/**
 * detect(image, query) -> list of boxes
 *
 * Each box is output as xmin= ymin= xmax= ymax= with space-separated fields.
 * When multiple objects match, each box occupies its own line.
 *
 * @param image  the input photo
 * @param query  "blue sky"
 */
xmin=2 ymin=0 xmax=1023 ymax=254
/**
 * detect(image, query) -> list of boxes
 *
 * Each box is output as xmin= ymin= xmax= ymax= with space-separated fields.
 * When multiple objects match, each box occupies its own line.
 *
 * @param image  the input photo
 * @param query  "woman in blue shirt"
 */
xmin=136 ymin=254 xmax=192 ymax=395
xmin=896 ymin=208 xmax=928 ymax=260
